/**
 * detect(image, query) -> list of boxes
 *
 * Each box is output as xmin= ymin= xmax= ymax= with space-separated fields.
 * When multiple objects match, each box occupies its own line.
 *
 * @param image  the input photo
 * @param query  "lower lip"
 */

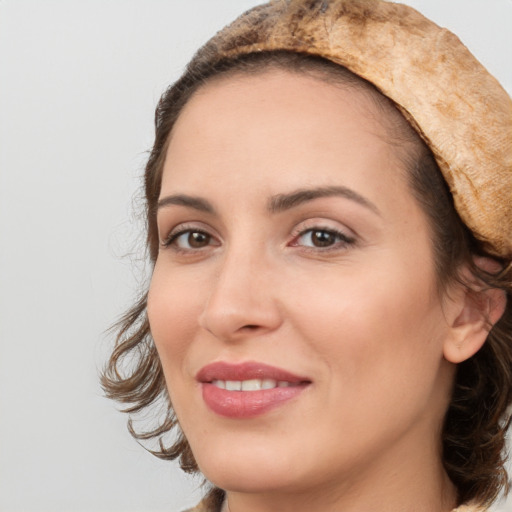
xmin=201 ymin=383 xmax=308 ymax=418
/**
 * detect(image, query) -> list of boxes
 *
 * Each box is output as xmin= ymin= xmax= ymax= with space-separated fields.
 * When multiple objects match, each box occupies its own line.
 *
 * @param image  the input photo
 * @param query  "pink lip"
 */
xmin=196 ymin=361 xmax=311 ymax=419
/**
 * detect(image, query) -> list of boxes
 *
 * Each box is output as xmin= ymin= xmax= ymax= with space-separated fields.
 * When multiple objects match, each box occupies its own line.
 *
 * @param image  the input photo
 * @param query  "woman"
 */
xmin=102 ymin=1 xmax=512 ymax=511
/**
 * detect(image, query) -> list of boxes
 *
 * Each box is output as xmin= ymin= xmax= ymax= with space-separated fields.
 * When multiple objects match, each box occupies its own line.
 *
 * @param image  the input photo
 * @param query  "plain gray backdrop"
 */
xmin=1 ymin=1 xmax=511 ymax=511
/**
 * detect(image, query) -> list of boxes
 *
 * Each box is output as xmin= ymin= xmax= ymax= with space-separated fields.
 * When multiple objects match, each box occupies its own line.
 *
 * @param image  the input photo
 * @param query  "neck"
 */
xmin=223 ymin=426 xmax=457 ymax=512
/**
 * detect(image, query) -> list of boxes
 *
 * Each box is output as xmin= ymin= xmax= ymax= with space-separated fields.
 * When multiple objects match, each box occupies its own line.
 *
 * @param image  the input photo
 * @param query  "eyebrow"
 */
xmin=157 ymin=194 xmax=215 ymax=214
xmin=268 ymin=186 xmax=380 ymax=215
xmin=156 ymin=185 xmax=380 ymax=216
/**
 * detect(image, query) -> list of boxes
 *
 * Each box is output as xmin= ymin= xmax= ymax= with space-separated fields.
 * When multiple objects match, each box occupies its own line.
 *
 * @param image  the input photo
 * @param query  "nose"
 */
xmin=198 ymin=249 xmax=283 ymax=341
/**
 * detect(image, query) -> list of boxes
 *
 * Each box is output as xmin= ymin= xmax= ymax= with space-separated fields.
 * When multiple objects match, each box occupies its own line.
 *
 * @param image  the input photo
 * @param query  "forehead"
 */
xmin=172 ymin=67 xmax=388 ymax=139
xmin=162 ymin=69 xmax=410 ymax=195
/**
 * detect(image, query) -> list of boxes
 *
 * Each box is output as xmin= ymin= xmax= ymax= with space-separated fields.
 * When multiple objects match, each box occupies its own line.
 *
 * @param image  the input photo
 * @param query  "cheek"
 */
xmin=285 ymin=258 xmax=447 ymax=404
xmin=147 ymin=263 xmax=203 ymax=371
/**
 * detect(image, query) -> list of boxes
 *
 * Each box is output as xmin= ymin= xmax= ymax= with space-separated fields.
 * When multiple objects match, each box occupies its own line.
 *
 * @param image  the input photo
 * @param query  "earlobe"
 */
xmin=443 ymin=269 xmax=507 ymax=364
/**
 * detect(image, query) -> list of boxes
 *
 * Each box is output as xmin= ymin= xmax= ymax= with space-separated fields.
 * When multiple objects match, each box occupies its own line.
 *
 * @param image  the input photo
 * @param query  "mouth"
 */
xmin=196 ymin=361 xmax=311 ymax=418
xmin=211 ymin=378 xmax=300 ymax=391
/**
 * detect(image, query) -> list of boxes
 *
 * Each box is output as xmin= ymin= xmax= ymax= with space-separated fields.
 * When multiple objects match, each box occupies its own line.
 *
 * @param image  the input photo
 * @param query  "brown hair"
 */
xmin=102 ymin=51 xmax=512 ymax=507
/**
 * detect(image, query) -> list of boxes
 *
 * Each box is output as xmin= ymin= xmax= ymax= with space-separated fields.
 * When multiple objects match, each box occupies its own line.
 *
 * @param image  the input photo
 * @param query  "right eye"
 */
xmin=163 ymin=229 xmax=216 ymax=251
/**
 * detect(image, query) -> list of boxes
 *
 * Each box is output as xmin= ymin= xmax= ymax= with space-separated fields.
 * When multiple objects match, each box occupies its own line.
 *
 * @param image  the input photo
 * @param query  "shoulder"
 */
xmin=184 ymin=500 xmax=488 ymax=512
xmin=452 ymin=504 xmax=489 ymax=512
xmin=183 ymin=499 xmax=489 ymax=512
xmin=182 ymin=504 xmax=210 ymax=512
xmin=182 ymin=503 xmax=212 ymax=512
xmin=183 ymin=488 xmax=225 ymax=512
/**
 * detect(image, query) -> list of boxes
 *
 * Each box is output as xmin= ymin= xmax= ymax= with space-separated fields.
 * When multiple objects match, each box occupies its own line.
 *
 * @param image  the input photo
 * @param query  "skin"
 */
xmin=147 ymin=69 xmax=476 ymax=512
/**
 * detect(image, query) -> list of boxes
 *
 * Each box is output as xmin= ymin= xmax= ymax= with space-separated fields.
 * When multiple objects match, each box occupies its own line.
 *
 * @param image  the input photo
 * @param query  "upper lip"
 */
xmin=196 ymin=361 xmax=310 ymax=384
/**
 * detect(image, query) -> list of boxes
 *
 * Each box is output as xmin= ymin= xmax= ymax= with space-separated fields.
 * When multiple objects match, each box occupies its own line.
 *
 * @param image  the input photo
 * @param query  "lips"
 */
xmin=196 ymin=361 xmax=311 ymax=418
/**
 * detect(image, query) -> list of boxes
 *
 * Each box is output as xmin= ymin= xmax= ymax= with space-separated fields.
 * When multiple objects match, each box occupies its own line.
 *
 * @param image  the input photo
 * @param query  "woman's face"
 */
xmin=148 ymin=70 xmax=457 ymax=497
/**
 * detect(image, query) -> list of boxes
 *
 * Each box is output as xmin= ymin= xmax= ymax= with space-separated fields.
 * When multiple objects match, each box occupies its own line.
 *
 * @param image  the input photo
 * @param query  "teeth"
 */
xmin=211 ymin=379 xmax=293 ymax=391
xmin=241 ymin=379 xmax=263 ymax=391
xmin=212 ymin=379 xmax=226 ymax=389
xmin=225 ymin=380 xmax=242 ymax=391
xmin=262 ymin=378 xmax=277 ymax=390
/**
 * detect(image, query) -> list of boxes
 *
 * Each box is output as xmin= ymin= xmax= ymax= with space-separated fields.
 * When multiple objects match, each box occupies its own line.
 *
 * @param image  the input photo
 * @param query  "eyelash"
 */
xmin=160 ymin=224 xmax=356 ymax=254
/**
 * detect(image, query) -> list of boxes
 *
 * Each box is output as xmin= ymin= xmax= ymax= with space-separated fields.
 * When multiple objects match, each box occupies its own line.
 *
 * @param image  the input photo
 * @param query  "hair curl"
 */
xmin=102 ymin=51 xmax=512 ymax=507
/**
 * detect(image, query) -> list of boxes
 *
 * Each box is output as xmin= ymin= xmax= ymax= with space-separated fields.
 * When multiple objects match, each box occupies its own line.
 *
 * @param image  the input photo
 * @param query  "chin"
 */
xmin=193 ymin=441 xmax=307 ymax=494
xmin=203 ymin=465 xmax=299 ymax=495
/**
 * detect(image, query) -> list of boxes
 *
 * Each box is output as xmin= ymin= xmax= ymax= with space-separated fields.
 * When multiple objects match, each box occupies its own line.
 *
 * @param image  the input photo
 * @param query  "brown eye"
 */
xmin=298 ymin=229 xmax=338 ymax=247
xmin=166 ymin=230 xmax=213 ymax=250
xmin=310 ymin=230 xmax=337 ymax=247
xmin=294 ymin=228 xmax=355 ymax=250
xmin=187 ymin=231 xmax=210 ymax=248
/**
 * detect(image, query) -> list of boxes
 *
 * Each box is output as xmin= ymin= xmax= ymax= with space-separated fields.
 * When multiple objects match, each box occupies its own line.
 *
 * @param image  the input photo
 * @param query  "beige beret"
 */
xmin=200 ymin=0 xmax=512 ymax=258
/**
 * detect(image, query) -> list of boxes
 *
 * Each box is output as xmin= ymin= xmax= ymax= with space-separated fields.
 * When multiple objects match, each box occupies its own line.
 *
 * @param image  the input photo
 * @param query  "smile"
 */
xmin=212 ymin=379 xmax=297 ymax=391
xmin=197 ymin=361 xmax=311 ymax=418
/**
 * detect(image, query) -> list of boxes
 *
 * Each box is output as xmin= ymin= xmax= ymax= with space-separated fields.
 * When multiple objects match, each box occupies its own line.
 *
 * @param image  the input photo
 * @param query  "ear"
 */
xmin=443 ymin=258 xmax=507 ymax=364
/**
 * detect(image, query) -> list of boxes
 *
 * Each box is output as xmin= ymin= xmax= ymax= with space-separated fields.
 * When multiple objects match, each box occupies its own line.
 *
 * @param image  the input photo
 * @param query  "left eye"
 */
xmin=295 ymin=228 xmax=353 ymax=248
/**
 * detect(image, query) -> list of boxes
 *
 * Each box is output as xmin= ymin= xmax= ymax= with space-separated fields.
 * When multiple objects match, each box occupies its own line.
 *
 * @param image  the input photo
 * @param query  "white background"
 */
xmin=1 ymin=1 xmax=511 ymax=511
